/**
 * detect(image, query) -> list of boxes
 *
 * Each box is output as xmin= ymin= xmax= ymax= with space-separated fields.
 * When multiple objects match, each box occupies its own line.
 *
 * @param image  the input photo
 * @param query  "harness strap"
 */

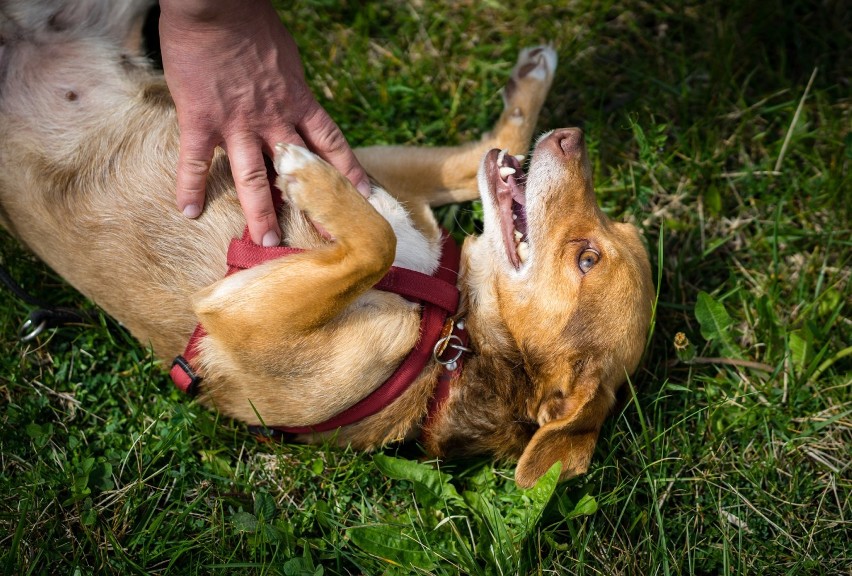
xmin=225 ymin=228 xmax=459 ymax=313
xmin=266 ymin=231 xmax=461 ymax=434
xmin=226 ymin=230 xmax=304 ymax=270
xmin=171 ymin=226 xmax=462 ymax=433
xmin=420 ymin=318 xmax=468 ymax=444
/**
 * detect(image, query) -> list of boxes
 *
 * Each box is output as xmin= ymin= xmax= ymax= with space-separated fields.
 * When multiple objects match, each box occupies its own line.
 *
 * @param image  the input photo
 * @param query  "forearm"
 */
xmin=159 ymin=0 xmax=276 ymax=28
xmin=158 ymin=0 xmax=368 ymax=244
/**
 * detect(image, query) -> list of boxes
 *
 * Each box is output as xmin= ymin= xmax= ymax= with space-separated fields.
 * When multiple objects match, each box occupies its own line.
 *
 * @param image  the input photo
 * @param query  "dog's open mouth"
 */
xmin=486 ymin=148 xmax=529 ymax=269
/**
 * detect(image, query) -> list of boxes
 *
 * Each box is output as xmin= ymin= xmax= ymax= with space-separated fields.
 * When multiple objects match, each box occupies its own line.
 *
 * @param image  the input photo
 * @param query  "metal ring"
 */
xmin=18 ymin=318 xmax=47 ymax=342
xmin=433 ymin=334 xmax=468 ymax=366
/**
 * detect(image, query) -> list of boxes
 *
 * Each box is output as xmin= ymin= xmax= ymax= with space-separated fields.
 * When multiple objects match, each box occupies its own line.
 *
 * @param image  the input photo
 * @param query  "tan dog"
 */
xmin=0 ymin=0 xmax=653 ymax=487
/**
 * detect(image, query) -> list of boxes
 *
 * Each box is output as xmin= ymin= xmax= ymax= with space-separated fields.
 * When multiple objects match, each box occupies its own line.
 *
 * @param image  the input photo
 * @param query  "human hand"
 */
xmin=159 ymin=0 xmax=370 ymax=246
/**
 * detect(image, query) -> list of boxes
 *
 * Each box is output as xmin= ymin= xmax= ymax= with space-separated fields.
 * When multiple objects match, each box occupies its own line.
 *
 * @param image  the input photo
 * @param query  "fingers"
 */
xmin=177 ymin=115 xmax=364 ymax=248
xmin=299 ymin=104 xmax=372 ymax=198
xmin=227 ymin=133 xmax=290 ymax=247
xmin=175 ymin=132 xmax=216 ymax=219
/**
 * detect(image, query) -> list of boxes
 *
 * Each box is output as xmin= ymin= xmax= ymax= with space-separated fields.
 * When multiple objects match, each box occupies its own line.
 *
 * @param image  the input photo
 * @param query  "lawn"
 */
xmin=1 ymin=0 xmax=849 ymax=574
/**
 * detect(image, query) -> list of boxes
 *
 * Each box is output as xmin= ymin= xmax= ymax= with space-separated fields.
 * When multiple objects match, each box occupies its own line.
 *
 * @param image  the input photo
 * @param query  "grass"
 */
xmin=1 ymin=0 xmax=850 ymax=573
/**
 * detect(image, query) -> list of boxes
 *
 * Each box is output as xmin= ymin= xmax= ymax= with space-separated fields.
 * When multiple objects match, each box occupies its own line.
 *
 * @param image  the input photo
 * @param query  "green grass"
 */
xmin=2 ymin=0 xmax=850 ymax=573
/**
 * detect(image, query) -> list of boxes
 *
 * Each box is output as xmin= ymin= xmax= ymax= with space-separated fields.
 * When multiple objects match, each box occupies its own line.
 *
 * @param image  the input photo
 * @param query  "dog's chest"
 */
xmin=368 ymin=188 xmax=441 ymax=276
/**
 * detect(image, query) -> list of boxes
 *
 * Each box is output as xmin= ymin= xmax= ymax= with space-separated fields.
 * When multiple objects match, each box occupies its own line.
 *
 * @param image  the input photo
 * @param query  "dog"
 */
xmin=0 ymin=0 xmax=653 ymax=487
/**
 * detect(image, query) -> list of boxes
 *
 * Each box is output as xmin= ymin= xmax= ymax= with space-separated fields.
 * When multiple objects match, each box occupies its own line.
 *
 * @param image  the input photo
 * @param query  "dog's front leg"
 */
xmin=354 ymin=45 xmax=558 ymax=208
xmin=192 ymin=144 xmax=396 ymax=351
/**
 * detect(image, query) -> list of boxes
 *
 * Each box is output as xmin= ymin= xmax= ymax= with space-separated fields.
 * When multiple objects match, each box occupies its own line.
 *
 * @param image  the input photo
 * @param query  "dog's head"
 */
xmin=461 ymin=128 xmax=654 ymax=487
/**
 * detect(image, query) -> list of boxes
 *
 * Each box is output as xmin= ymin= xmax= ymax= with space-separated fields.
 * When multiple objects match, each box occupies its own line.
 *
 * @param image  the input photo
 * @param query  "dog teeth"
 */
xmin=514 ymin=229 xmax=523 ymax=242
xmin=499 ymin=166 xmax=516 ymax=179
xmin=497 ymin=149 xmax=507 ymax=165
xmin=517 ymin=241 xmax=529 ymax=264
xmin=514 ymin=154 xmax=525 ymax=162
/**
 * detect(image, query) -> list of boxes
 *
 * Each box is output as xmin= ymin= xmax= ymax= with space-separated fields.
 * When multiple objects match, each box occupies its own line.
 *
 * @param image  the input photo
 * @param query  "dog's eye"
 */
xmin=578 ymin=249 xmax=599 ymax=274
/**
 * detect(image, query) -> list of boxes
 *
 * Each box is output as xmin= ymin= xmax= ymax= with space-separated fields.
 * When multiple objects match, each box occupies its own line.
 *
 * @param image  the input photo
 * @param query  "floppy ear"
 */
xmin=514 ymin=376 xmax=613 ymax=488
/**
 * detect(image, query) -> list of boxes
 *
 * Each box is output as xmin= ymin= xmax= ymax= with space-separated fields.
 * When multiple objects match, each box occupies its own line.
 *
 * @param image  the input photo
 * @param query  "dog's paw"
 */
xmin=274 ymin=142 xmax=318 ymax=181
xmin=273 ymin=143 xmax=329 ymax=210
xmin=273 ymin=142 xmax=372 ymax=235
xmin=502 ymin=45 xmax=558 ymax=121
xmin=514 ymin=45 xmax=558 ymax=83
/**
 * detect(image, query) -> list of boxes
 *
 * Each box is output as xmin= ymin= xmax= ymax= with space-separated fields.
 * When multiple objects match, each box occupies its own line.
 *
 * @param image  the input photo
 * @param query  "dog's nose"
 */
xmin=544 ymin=128 xmax=585 ymax=158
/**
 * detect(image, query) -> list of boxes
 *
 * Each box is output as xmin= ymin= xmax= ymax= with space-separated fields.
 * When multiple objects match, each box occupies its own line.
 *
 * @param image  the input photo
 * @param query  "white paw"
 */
xmin=515 ymin=45 xmax=558 ymax=82
xmin=273 ymin=142 xmax=319 ymax=176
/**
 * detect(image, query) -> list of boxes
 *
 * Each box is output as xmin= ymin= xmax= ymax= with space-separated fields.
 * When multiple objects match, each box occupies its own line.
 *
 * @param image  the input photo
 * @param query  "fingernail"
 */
xmin=356 ymin=180 xmax=373 ymax=198
xmin=182 ymin=204 xmax=202 ymax=218
xmin=261 ymin=230 xmax=280 ymax=247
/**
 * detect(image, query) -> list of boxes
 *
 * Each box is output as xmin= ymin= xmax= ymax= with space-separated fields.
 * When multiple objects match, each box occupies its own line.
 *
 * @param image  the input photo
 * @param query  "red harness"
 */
xmin=170 ymin=219 xmax=467 ymax=437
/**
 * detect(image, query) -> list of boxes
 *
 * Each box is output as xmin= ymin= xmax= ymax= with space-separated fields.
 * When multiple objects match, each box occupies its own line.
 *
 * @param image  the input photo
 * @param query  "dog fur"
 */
xmin=0 ymin=0 xmax=654 ymax=487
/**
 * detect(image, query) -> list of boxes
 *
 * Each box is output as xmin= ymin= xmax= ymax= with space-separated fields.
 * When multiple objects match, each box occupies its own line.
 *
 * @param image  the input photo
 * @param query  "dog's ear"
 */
xmin=514 ymin=373 xmax=613 ymax=488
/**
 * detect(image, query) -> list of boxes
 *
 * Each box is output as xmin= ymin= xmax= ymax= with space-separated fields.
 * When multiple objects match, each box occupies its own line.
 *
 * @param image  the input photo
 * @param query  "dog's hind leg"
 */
xmin=355 ymin=45 xmax=557 ymax=209
xmin=192 ymin=144 xmax=396 ymax=346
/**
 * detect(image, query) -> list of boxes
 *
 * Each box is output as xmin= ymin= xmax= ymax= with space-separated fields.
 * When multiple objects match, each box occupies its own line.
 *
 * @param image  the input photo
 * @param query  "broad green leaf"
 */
xmin=348 ymin=524 xmax=435 ymax=570
xmin=565 ymin=493 xmax=599 ymax=519
xmin=282 ymin=557 xmax=322 ymax=576
xmin=704 ymin=186 xmax=722 ymax=216
xmin=695 ymin=291 xmax=737 ymax=356
xmin=817 ymin=287 xmax=843 ymax=319
xmin=80 ymin=457 xmax=95 ymax=475
xmin=373 ymin=454 xmax=462 ymax=506
xmin=232 ymin=511 xmax=258 ymax=534
xmin=788 ymin=322 xmax=828 ymax=374
xmin=89 ymin=460 xmax=114 ymax=492
xmin=789 ymin=330 xmax=805 ymax=369
xmin=81 ymin=499 xmax=97 ymax=527
xmin=520 ymin=461 xmax=561 ymax=536
xmin=25 ymin=422 xmax=51 ymax=439
xmin=25 ymin=422 xmax=53 ymax=448
xmin=254 ymin=491 xmax=277 ymax=521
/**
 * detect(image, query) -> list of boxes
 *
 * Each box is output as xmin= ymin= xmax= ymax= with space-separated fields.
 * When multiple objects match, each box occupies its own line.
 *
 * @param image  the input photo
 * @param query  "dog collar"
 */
xmin=170 ymin=224 xmax=465 ymax=436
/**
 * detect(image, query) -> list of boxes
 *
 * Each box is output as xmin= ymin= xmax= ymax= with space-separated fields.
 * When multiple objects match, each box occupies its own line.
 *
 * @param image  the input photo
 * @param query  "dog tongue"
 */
xmin=508 ymin=175 xmax=526 ymax=206
xmin=493 ymin=149 xmax=529 ymax=267
xmin=512 ymin=200 xmax=527 ymax=236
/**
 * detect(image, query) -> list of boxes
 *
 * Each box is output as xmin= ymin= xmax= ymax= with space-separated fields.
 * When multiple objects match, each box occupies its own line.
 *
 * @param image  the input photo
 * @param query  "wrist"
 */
xmin=159 ymin=0 xmax=274 ymax=27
